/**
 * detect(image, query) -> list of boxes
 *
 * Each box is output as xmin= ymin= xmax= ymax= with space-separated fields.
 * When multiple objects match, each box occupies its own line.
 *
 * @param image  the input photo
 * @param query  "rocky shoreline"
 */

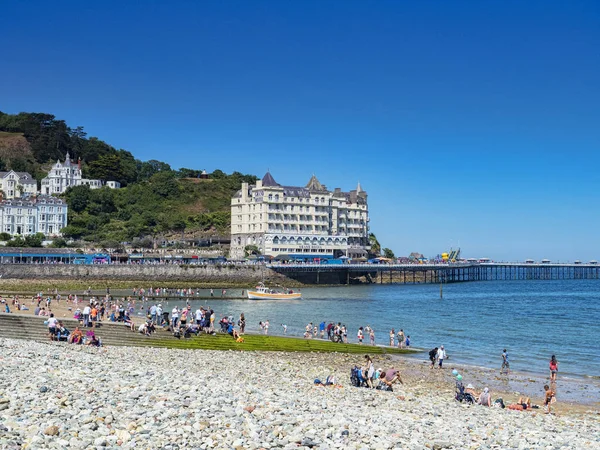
xmin=1 ymin=338 xmax=599 ymax=449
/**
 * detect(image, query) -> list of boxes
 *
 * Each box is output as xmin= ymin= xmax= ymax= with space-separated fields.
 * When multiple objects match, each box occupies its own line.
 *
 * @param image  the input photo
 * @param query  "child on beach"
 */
xmin=544 ymin=384 xmax=556 ymax=413
xmin=389 ymin=329 xmax=395 ymax=347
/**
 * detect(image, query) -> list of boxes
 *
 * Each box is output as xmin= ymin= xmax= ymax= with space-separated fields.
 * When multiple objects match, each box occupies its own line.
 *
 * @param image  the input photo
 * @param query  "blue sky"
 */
xmin=2 ymin=1 xmax=599 ymax=261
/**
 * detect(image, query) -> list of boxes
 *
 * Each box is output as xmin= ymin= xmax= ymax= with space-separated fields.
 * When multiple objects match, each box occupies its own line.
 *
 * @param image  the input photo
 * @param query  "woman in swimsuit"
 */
xmin=549 ymin=355 xmax=559 ymax=382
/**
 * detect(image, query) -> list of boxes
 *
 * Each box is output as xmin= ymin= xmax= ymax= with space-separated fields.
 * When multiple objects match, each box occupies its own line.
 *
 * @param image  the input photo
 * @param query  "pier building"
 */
xmin=230 ymin=172 xmax=370 ymax=260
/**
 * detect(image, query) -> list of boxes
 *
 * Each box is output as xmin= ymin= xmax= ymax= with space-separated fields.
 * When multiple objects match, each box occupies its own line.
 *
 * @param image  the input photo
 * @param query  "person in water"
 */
xmin=549 ymin=355 xmax=559 ymax=382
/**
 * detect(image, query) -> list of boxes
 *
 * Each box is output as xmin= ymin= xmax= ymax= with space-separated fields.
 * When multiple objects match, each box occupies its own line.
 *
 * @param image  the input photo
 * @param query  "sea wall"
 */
xmin=0 ymin=264 xmax=290 ymax=284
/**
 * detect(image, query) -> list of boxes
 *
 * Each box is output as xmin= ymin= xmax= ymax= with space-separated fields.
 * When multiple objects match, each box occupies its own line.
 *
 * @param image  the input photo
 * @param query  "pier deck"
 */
xmin=267 ymin=262 xmax=600 ymax=284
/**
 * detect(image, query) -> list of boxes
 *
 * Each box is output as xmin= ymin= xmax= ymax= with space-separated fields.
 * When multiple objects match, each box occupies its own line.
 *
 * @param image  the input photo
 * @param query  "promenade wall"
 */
xmin=0 ymin=264 xmax=290 ymax=284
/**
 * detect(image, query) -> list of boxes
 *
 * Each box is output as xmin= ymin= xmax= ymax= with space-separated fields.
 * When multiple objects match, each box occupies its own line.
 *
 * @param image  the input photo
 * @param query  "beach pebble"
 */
xmin=0 ymin=337 xmax=598 ymax=450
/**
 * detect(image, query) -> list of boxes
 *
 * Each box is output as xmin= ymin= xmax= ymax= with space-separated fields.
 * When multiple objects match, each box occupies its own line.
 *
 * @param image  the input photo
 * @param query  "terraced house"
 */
xmin=230 ymin=172 xmax=370 ymax=260
xmin=0 ymin=196 xmax=68 ymax=237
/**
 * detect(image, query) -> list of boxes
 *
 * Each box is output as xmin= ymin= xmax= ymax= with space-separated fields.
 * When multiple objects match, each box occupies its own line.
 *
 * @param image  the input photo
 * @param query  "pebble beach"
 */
xmin=1 ymin=338 xmax=599 ymax=450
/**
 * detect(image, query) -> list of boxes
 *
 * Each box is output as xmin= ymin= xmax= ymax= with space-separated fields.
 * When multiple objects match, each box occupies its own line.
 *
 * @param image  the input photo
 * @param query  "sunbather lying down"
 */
xmin=507 ymin=397 xmax=538 ymax=411
xmin=314 ymin=376 xmax=342 ymax=387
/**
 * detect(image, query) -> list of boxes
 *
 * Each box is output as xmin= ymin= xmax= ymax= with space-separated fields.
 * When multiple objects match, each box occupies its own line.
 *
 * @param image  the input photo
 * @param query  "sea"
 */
xmin=137 ymin=279 xmax=600 ymax=381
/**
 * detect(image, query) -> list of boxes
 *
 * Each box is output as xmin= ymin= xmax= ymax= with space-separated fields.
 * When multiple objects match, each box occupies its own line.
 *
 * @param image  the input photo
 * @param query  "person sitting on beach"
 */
xmin=478 ymin=387 xmax=492 ymax=406
xmin=69 ymin=327 xmax=83 ymax=344
xmin=138 ymin=322 xmax=150 ymax=336
xmin=465 ymin=383 xmax=477 ymax=397
xmin=227 ymin=322 xmax=240 ymax=340
xmin=86 ymin=331 xmax=101 ymax=347
xmin=377 ymin=368 xmax=404 ymax=391
xmin=507 ymin=397 xmax=532 ymax=411
xmin=145 ymin=320 xmax=156 ymax=334
xmin=56 ymin=322 xmax=70 ymax=341
xmin=123 ymin=312 xmax=135 ymax=331
xmin=544 ymin=385 xmax=556 ymax=414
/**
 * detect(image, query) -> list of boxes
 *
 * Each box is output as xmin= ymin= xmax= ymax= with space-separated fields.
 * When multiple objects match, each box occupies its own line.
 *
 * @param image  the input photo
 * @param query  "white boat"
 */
xmin=247 ymin=283 xmax=302 ymax=300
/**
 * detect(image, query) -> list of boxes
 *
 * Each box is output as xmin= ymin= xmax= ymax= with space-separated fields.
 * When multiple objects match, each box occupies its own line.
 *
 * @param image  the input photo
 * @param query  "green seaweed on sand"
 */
xmin=125 ymin=333 xmax=419 ymax=354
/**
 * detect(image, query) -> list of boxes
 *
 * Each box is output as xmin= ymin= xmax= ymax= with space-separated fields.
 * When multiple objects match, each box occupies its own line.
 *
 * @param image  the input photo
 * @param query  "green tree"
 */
xmin=61 ymin=225 xmax=86 ymax=239
xmin=138 ymin=160 xmax=172 ymax=181
xmin=65 ymin=185 xmax=92 ymax=213
xmin=382 ymin=248 xmax=395 ymax=259
xmin=49 ymin=237 xmax=68 ymax=248
xmin=150 ymin=171 xmax=179 ymax=198
xmin=210 ymin=169 xmax=226 ymax=179
xmin=244 ymin=244 xmax=261 ymax=256
xmin=369 ymin=233 xmax=381 ymax=256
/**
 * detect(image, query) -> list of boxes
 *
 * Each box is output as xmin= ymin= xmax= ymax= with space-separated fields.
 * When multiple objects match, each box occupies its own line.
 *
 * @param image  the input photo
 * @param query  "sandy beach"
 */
xmin=1 ymin=337 xmax=599 ymax=449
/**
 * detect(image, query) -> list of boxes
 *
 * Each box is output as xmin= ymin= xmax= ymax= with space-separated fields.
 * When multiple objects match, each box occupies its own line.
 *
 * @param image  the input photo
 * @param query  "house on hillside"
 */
xmin=0 ymin=195 xmax=68 ymax=237
xmin=41 ymin=152 xmax=121 ymax=195
xmin=0 ymin=170 xmax=38 ymax=199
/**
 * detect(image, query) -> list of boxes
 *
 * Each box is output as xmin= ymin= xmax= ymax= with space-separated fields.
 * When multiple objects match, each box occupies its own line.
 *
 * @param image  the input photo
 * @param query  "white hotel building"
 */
xmin=230 ymin=172 xmax=370 ymax=260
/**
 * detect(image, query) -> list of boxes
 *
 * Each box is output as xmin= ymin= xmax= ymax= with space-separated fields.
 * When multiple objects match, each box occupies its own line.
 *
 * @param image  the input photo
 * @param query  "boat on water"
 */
xmin=247 ymin=283 xmax=302 ymax=300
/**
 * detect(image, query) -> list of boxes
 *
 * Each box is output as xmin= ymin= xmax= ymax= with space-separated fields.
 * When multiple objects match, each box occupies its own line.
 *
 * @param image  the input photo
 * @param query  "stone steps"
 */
xmin=0 ymin=313 xmax=173 ymax=347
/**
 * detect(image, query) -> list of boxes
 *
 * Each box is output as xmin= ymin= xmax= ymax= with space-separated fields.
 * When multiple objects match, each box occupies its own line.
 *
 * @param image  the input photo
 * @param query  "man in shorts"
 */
xmin=377 ymin=368 xmax=404 ymax=391
xmin=501 ymin=349 xmax=510 ymax=374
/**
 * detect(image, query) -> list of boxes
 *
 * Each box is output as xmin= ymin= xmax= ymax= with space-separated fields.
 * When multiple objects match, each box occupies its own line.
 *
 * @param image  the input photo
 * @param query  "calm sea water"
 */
xmin=143 ymin=280 xmax=600 ymax=379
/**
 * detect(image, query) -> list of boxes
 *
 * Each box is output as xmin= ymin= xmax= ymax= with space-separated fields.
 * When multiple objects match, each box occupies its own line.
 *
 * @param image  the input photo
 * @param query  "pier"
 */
xmin=267 ymin=262 xmax=600 ymax=285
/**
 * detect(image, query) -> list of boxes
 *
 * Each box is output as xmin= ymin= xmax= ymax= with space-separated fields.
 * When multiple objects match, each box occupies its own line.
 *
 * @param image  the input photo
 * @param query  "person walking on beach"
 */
xmin=549 ymin=355 xmax=559 ymax=382
xmin=210 ymin=289 xmax=214 ymax=297
xmin=429 ymin=347 xmax=438 ymax=369
xmin=238 ymin=313 xmax=246 ymax=334
xmin=437 ymin=345 xmax=447 ymax=368
xmin=501 ymin=349 xmax=510 ymax=374
xmin=369 ymin=328 xmax=375 ymax=346
xmin=389 ymin=329 xmax=395 ymax=347
xmin=357 ymin=327 xmax=364 ymax=344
